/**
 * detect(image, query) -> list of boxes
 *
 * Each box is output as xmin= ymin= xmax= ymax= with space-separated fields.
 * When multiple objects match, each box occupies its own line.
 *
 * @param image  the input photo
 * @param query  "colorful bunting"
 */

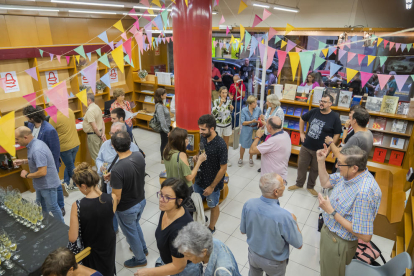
xmin=286 ymin=40 xmax=296 ymax=52
xmin=161 ymin=9 xmax=169 ymax=28
xmin=299 ymin=52 xmax=314 ymax=83
xmin=327 ymin=47 xmax=336 ymax=57
xmin=75 ymin=55 xmax=81 ymax=63
xmin=268 ymin=28 xmax=277 ymax=41
xmin=66 ymin=56 xmax=71 ymax=65
xmin=226 ymin=26 xmax=230 ymax=35
xmin=313 ymin=56 xmax=326 ymax=70
xmin=44 ymin=106 xmax=58 ymax=123
xmin=377 ymin=37 xmax=383 ymax=47
xmin=86 ymin=52 xmax=92 ymax=61
xmin=142 ymin=10 xmax=152 ymax=22
xmin=394 ymin=75 xmax=409 ymax=91
xmin=44 ymin=81 xmax=69 ymax=117
xmin=329 ymin=63 xmax=342 ymax=78
xmin=23 ymin=93 xmax=37 ymax=108
xmin=277 ymin=50 xmax=287 ymax=76
xmin=347 ymin=52 xmax=356 ymax=62
xmin=346 ymin=68 xmax=358 ymax=83
xmin=113 ymin=20 xmax=124 ymax=33
xmin=280 ymin=40 xmax=287 ymax=49
xmin=25 ymin=67 xmax=38 ymax=81
xmin=252 ymin=15 xmax=263 ymax=28
xmin=152 ymin=0 xmax=162 ymax=8
xmin=360 ymin=72 xmax=373 ymax=87
xmin=295 ymin=47 xmax=302 ymax=52
xmin=239 ymin=24 xmax=245 ymax=41
xmin=108 ymin=41 xmax=114 ymax=50
xmin=321 ymin=48 xmax=328 ymax=57
xmin=285 ymin=23 xmax=294 ymax=36
xmin=357 ymin=54 xmax=365 ymax=65
xmin=288 ymin=52 xmax=300 ymax=81
xmin=96 ymin=49 xmax=101 ymax=56
xmin=263 ymin=8 xmax=271 ymax=20
xmin=378 ymin=74 xmax=391 ymax=89
xmin=141 ymin=0 xmax=150 ymax=7
xmin=219 ymin=15 xmax=225 ymax=25
xmin=153 ymin=15 xmax=163 ymax=30
xmin=121 ymin=32 xmax=128 ymax=40
xmin=244 ymin=31 xmax=252 ymax=48
xmin=128 ymin=8 xmax=138 ymax=20
xmin=389 ymin=42 xmax=395 ymax=50
xmin=274 ymin=36 xmax=281 ymax=44
xmin=383 ymin=40 xmax=389 ymax=49
xmin=337 ymin=49 xmax=347 ymax=60
xmin=39 ymin=49 xmax=44 ymax=57
xmin=401 ymin=43 xmax=407 ymax=52
xmin=0 ymin=111 xmax=16 ymax=156
xmin=98 ymin=31 xmax=109 ymax=44
xmin=134 ymin=32 xmax=144 ymax=54
xmin=408 ymin=44 xmax=412 ymax=52
xmin=111 ymin=45 xmax=125 ymax=74
xmin=395 ymin=43 xmax=401 ymax=52
xmin=81 ymin=62 xmax=97 ymax=94
xmin=124 ymin=54 xmax=134 ymax=67
xmin=100 ymin=73 xmax=111 ymax=90
xmin=76 ymin=89 xmax=88 ymax=107
xmin=379 ymin=56 xmax=387 ymax=67
xmin=249 ymin=36 xmax=258 ymax=58
xmin=123 ymin=38 xmax=132 ymax=62
xmin=318 ymin=41 xmax=327 ymax=49
xmin=238 ymin=0 xmax=248 ymax=14
xmin=367 ymin=55 xmax=376 ymax=66
xmin=56 ymin=55 xmax=61 ymax=63
xmin=74 ymin=45 xmax=86 ymax=58
xmin=50 ymin=54 xmax=54 ymax=61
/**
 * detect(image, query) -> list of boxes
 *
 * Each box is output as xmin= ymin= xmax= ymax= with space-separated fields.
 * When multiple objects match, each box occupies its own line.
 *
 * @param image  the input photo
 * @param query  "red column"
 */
xmin=172 ymin=0 xmax=212 ymax=131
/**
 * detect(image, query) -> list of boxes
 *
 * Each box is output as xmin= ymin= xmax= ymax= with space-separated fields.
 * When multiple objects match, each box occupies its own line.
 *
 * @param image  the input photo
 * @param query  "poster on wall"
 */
xmin=81 ymin=75 xmax=91 ymax=87
xmin=109 ymin=68 xmax=118 ymax=83
xmin=0 ymin=71 xmax=20 ymax=93
xmin=45 ymin=70 xmax=59 ymax=89
xmin=155 ymin=46 xmax=160 ymax=56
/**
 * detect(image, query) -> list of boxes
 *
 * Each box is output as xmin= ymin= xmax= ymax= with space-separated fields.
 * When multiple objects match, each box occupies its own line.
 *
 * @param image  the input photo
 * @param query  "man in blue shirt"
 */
xmin=13 ymin=126 xmax=64 ymax=223
xmin=240 ymin=173 xmax=302 ymax=276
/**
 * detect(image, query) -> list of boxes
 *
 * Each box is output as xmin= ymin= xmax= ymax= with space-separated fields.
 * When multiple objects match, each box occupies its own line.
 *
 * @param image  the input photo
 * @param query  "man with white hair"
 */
xmin=240 ymin=173 xmax=302 ymax=276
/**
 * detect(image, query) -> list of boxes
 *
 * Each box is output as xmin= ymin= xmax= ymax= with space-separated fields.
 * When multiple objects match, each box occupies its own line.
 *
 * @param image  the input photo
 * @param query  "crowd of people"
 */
xmin=11 ymin=80 xmax=384 ymax=276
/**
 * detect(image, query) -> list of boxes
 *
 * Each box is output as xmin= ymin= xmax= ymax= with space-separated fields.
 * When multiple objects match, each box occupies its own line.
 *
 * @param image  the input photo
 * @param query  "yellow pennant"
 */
xmin=261 ymin=39 xmax=264 ymax=44
xmin=288 ymin=52 xmax=300 ymax=81
xmin=113 ymin=20 xmax=124 ymax=33
xmin=367 ymin=55 xmax=376 ymax=66
xmin=281 ymin=40 xmax=287 ymax=48
xmin=185 ymin=0 xmax=188 ymax=6
xmin=346 ymin=68 xmax=359 ymax=83
xmin=111 ymin=45 xmax=125 ymax=74
xmin=230 ymin=35 xmax=235 ymax=44
xmin=377 ymin=37 xmax=383 ymax=47
xmin=321 ymin=48 xmax=328 ymax=57
xmin=152 ymin=0 xmax=162 ymax=8
xmin=0 ymin=111 xmax=15 ymax=156
xmin=238 ymin=0 xmax=248 ymax=14
xmin=285 ymin=23 xmax=294 ymax=36
xmin=240 ymin=24 xmax=245 ymax=41
xmin=148 ymin=8 xmax=154 ymax=15
xmin=76 ymin=89 xmax=88 ymax=107
xmin=75 ymin=55 xmax=81 ymax=63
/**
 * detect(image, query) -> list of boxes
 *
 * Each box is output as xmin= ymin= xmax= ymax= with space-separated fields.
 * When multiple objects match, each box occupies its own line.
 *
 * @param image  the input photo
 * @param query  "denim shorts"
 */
xmin=193 ymin=183 xmax=220 ymax=208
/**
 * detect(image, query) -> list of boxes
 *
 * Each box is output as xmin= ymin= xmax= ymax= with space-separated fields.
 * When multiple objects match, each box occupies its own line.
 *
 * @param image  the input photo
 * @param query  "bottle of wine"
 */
xmin=6 ymin=154 xmax=13 ymax=169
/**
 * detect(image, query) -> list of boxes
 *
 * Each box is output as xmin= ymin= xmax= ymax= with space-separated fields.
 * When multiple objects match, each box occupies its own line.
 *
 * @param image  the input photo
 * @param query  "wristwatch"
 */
xmin=343 ymin=126 xmax=347 ymax=130
xmin=329 ymin=210 xmax=337 ymax=219
xmin=25 ymin=172 xmax=30 ymax=179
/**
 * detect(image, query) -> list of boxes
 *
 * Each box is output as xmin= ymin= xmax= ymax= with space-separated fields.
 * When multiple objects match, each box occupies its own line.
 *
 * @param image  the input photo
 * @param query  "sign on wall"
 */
xmin=155 ymin=46 xmax=160 ymax=56
xmin=109 ymin=68 xmax=118 ymax=83
xmin=0 ymin=71 xmax=20 ymax=93
xmin=45 ymin=70 xmax=59 ymax=89
xmin=81 ymin=75 xmax=90 ymax=86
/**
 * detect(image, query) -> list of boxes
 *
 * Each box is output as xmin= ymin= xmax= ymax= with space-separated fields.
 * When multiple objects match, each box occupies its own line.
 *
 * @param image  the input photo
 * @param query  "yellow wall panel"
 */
xmin=0 ymin=16 xmax=11 ymax=47
xmin=65 ymin=18 xmax=90 ymax=44
xmin=5 ymin=15 xmax=40 ymax=47
xmin=49 ymin=17 xmax=69 ymax=45
xmin=35 ymin=17 xmax=53 ymax=46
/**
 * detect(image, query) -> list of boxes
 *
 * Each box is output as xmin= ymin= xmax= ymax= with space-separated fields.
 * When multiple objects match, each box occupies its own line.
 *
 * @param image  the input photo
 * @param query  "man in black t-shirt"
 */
xmin=110 ymin=131 xmax=148 ymax=268
xmin=239 ymin=58 xmax=253 ymax=96
xmin=221 ymin=63 xmax=235 ymax=90
xmin=288 ymin=95 xmax=342 ymax=196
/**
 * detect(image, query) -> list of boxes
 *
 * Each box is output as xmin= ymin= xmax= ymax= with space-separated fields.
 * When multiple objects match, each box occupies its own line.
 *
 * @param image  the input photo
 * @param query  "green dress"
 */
xmin=164 ymin=150 xmax=192 ymax=187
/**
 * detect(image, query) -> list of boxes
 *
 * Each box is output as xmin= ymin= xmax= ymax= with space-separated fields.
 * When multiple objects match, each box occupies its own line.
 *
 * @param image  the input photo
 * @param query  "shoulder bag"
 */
xmin=67 ymin=200 xmax=85 ymax=257
xmin=176 ymin=152 xmax=197 ymax=213
xmin=149 ymin=104 xmax=162 ymax=133
xmin=101 ymin=154 xmax=119 ymax=193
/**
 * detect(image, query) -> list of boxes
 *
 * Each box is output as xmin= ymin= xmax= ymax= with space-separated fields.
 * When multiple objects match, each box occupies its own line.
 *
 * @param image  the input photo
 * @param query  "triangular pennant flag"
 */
xmin=86 ymin=52 xmax=92 ymax=61
xmin=286 ymin=40 xmax=296 ymax=52
xmin=152 ymin=0 xmax=162 ymax=8
xmin=153 ymin=15 xmax=164 ymax=30
xmin=141 ymin=0 xmax=150 ymax=7
xmin=321 ymin=48 xmax=328 ymax=57
xmin=44 ymin=106 xmax=58 ymax=123
xmin=383 ymin=40 xmax=389 ymax=49
xmin=230 ymin=35 xmax=235 ymax=44
xmin=98 ymin=54 xmax=111 ymax=68
xmin=226 ymin=26 xmax=230 ymax=35
xmin=252 ymin=15 xmax=263 ymax=28
xmin=338 ymin=44 xmax=345 ymax=50
xmin=407 ymin=43 xmax=412 ymax=52
xmin=124 ymin=54 xmax=134 ymax=67
xmin=240 ymin=45 xmax=244 ymax=53
xmin=113 ymin=20 xmax=124 ymax=33
xmin=245 ymin=31 xmax=252 ymax=48
xmin=121 ymin=32 xmax=128 ymax=40
xmin=100 ymin=72 xmax=111 ymax=90
xmin=66 ymin=56 xmax=71 ymax=65
xmin=108 ymin=41 xmax=114 ymax=50
xmin=347 ymin=52 xmax=356 ymax=62
xmin=263 ymin=8 xmax=271 ymax=20
xmin=274 ymin=36 xmax=281 ymax=44
xmin=240 ymin=24 xmax=245 ymax=41
xmin=313 ymin=56 xmax=326 ymax=71
xmin=98 ymin=31 xmax=109 ymax=44
xmin=288 ymin=52 xmax=300 ymax=81
xmin=25 ymin=67 xmax=38 ymax=81
xmin=378 ymin=74 xmax=391 ymax=89
xmin=394 ymin=75 xmax=409 ymax=91
xmin=184 ymin=0 xmax=188 ymax=6
xmin=96 ymin=49 xmax=101 ymax=56
xmin=161 ymin=9 xmax=169 ymax=28
xmin=357 ymin=54 xmax=365 ymax=65
xmin=128 ymin=8 xmax=138 ymax=20
xmin=219 ymin=42 xmax=223 ymax=49
xmin=346 ymin=68 xmax=359 ymax=83
xmin=337 ymin=49 xmax=347 ymax=60
xmin=111 ymin=45 xmax=125 ymax=74
xmin=76 ymin=89 xmax=88 ymax=107
xmin=56 ymin=55 xmax=61 ymax=63
xmin=69 ymin=92 xmax=75 ymax=98
xmin=367 ymin=55 xmax=376 ymax=66
xmin=411 ymin=75 xmax=414 ymax=82
xmin=395 ymin=43 xmax=401 ymax=52
xmin=50 ymin=53 xmax=54 ymax=61
xmin=23 ymin=92 xmax=37 ymax=108
xmin=249 ymin=36 xmax=259 ymax=58
xmin=0 ymin=111 xmax=16 ymax=156
xmin=318 ymin=41 xmax=327 ymax=49
xmin=377 ymin=37 xmax=383 ymax=47
xmin=277 ymin=50 xmax=287 ymax=76
xmin=115 ymin=40 xmax=123 ymax=49
xmin=295 ymin=47 xmax=302 ymax=52
xmin=134 ymin=32 xmax=144 ymax=54
xmin=123 ymin=38 xmax=132 ymax=62
xmin=268 ymin=28 xmax=277 ymax=41
xmin=75 ymin=55 xmax=81 ymax=63
xmin=238 ymin=0 xmax=248 ymax=14
xmin=299 ymin=51 xmax=314 ymax=83
xmin=39 ymin=49 xmax=44 ymax=57
xmin=359 ymin=72 xmax=373 ymax=88
xmin=219 ymin=15 xmax=225 ymax=25
xmin=401 ymin=44 xmax=407 ymax=52
xmin=329 ymin=63 xmax=342 ymax=78
xmin=162 ymin=37 xmax=166 ymax=44
xmin=264 ymin=46 xmax=276 ymax=70
xmin=280 ymin=40 xmax=287 ymax=49
xmin=327 ymin=47 xmax=336 ymax=57
xmin=379 ymin=56 xmax=387 ymax=67
xmin=389 ymin=42 xmax=395 ymax=50
xmin=44 ymin=81 xmax=69 ymax=117
xmin=74 ymin=45 xmax=86 ymax=58
xmin=142 ymin=10 xmax=152 ymax=21
xmin=81 ymin=62 xmax=98 ymax=94
xmin=285 ymin=23 xmax=294 ymax=36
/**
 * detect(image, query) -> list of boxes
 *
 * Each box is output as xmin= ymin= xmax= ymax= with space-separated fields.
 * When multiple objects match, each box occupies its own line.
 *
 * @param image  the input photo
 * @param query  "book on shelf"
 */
xmin=166 ymin=93 xmax=175 ymax=97
xmin=294 ymin=108 xmax=302 ymax=116
xmin=396 ymin=102 xmax=409 ymax=115
xmin=365 ymin=96 xmax=383 ymax=112
xmin=389 ymin=150 xmax=404 ymax=166
xmin=337 ymin=90 xmax=353 ymax=108
xmin=295 ymin=91 xmax=309 ymax=103
xmin=137 ymin=110 xmax=154 ymax=116
xmin=282 ymin=84 xmax=297 ymax=100
xmin=273 ymin=84 xmax=283 ymax=100
xmin=324 ymin=88 xmax=340 ymax=106
xmin=340 ymin=115 xmax=349 ymax=125
xmin=391 ymin=119 xmax=408 ymax=134
xmin=281 ymin=106 xmax=287 ymax=114
xmin=294 ymin=121 xmax=300 ymax=130
xmin=302 ymin=109 xmax=309 ymax=116
xmin=286 ymin=107 xmax=295 ymax=115
xmin=390 ymin=137 xmax=405 ymax=150
xmin=350 ymin=96 xmax=362 ymax=108
xmin=312 ymin=87 xmax=324 ymax=105
xmin=141 ymin=90 xmax=154 ymax=94
xmin=291 ymin=131 xmax=300 ymax=145
xmin=372 ymin=148 xmax=387 ymax=163
xmin=144 ymin=96 xmax=154 ymax=103
xmin=288 ymin=121 xmax=295 ymax=129
xmin=283 ymin=120 xmax=289 ymax=128
xmin=408 ymin=99 xmax=414 ymax=118
xmin=372 ymin=133 xmax=384 ymax=145
xmin=372 ymin=117 xmax=387 ymax=130
xmin=380 ymin=95 xmax=399 ymax=114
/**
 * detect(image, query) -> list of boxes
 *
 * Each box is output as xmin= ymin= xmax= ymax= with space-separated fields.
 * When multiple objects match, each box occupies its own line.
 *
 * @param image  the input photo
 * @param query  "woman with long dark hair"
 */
xmin=154 ymin=88 xmax=171 ymax=163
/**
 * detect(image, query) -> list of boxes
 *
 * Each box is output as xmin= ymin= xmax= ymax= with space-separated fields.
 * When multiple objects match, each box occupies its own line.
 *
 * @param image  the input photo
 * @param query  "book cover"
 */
xmin=390 ymin=137 xmax=405 ymax=150
xmin=294 ymin=121 xmax=300 ymax=130
xmin=365 ymin=97 xmax=383 ymax=112
xmin=294 ymin=108 xmax=302 ymax=117
xmin=380 ymin=95 xmax=399 ymax=114
xmin=350 ymin=96 xmax=362 ymax=108
xmin=324 ymin=88 xmax=340 ymax=106
xmin=288 ymin=121 xmax=295 ymax=129
xmin=281 ymin=106 xmax=287 ymax=114
xmin=372 ymin=117 xmax=387 ymax=130
xmin=373 ymin=148 xmax=387 ymax=163
xmin=283 ymin=120 xmax=289 ymax=128
xmin=340 ymin=115 xmax=349 ymax=125
xmin=295 ymin=92 xmax=309 ymax=103
xmin=291 ymin=131 xmax=300 ymax=145
xmin=302 ymin=109 xmax=309 ymax=116
xmin=391 ymin=119 xmax=408 ymax=134
xmin=373 ymin=133 xmax=384 ymax=145
xmin=312 ymin=87 xmax=325 ymax=105
xmin=396 ymin=102 xmax=409 ymax=115
xmin=273 ymin=84 xmax=283 ymax=100
xmin=286 ymin=107 xmax=295 ymax=115
xmin=338 ymin=90 xmax=353 ymax=108
xmin=283 ymin=84 xmax=297 ymax=100
xmin=389 ymin=151 xmax=404 ymax=166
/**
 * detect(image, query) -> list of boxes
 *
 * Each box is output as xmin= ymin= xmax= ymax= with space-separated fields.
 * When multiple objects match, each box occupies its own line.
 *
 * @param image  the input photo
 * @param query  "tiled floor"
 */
xmin=21 ymin=128 xmax=395 ymax=276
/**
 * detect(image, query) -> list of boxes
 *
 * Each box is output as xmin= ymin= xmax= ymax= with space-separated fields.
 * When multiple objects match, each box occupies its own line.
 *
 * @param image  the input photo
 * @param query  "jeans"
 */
xmin=36 ymin=188 xmax=64 ymax=223
xmin=160 ymin=131 xmax=168 ymax=160
xmin=56 ymin=185 xmax=65 ymax=209
xmin=116 ymin=200 xmax=147 ymax=263
xmin=155 ymin=257 xmax=202 ymax=276
xmin=60 ymin=145 xmax=79 ymax=185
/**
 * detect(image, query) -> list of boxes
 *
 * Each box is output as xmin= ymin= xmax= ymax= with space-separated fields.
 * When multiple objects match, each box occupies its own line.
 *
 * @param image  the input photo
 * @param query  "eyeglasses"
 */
xmin=319 ymin=100 xmax=331 ymax=104
xmin=157 ymin=192 xmax=176 ymax=203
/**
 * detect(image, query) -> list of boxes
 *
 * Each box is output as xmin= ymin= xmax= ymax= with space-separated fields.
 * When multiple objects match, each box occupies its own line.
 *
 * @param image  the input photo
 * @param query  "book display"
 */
xmin=373 ymin=133 xmax=384 ymax=145
xmin=380 ymin=95 xmax=399 ymax=114
xmin=390 ymin=137 xmax=405 ymax=150
xmin=312 ymin=87 xmax=324 ymax=105
xmin=324 ymin=87 xmax=340 ymax=106
xmin=338 ymin=90 xmax=353 ymax=108
xmin=366 ymin=96 xmax=383 ymax=112
xmin=372 ymin=117 xmax=387 ymax=130
xmin=396 ymin=102 xmax=409 ymax=115
xmin=282 ymin=84 xmax=297 ymax=100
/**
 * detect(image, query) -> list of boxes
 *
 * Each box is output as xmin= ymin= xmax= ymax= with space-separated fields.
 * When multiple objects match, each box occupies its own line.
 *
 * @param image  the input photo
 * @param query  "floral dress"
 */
xmin=212 ymin=99 xmax=232 ymax=128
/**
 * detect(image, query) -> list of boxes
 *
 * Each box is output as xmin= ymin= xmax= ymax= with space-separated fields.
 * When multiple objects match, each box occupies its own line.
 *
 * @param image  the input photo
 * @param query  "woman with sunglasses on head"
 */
xmin=134 ymin=178 xmax=202 ymax=276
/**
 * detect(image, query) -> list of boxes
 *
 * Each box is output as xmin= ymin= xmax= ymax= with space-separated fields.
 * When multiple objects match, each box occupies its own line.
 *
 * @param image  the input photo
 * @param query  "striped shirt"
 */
xmin=323 ymin=169 xmax=382 ymax=241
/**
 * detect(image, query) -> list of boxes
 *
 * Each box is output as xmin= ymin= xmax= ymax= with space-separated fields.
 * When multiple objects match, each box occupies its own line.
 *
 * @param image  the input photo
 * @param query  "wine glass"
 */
xmin=35 ymin=201 xmax=45 ymax=229
xmin=0 ymin=245 xmax=14 ymax=269
xmin=0 ymin=258 xmax=5 ymax=275
xmin=8 ymin=236 xmax=19 ymax=260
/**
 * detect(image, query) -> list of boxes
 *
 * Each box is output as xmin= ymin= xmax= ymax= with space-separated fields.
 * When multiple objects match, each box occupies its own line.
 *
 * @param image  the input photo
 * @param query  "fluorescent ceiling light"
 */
xmin=253 ymin=3 xmax=270 ymax=8
xmin=51 ymin=0 xmax=124 ymax=8
xmin=69 ymin=9 xmax=116 ymax=14
xmin=0 ymin=6 xmax=59 ymax=11
xmin=251 ymin=1 xmax=299 ymax=13
xmin=273 ymin=6 xmax=299 ymax=12
xmin=212 ymin=11 xmax=217 ymax=14
xmin=133 ymin=5 xmax=172 ymax=11
xmin=123 ymin=12 xmax=157 ymax=17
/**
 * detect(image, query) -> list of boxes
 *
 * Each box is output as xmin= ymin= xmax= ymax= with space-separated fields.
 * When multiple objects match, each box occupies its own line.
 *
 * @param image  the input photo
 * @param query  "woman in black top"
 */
xmin=134 ymin=178 xmax=202 ymax=276
xmin=69 ymin=163 xmax=116 ymax=276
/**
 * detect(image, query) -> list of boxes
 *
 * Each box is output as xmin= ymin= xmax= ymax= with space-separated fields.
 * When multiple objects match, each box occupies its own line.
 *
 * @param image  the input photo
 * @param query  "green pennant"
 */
xmin=411 ymin=75 xmax=414 ymax=82
xmin=124 ymin=54 xmax=134 ymax=68
xmin=318 ymin=41 xmax=327 ymax=49
xmin=98 ymin=54 xmax=110 ymax=68
xmin=161 ymin=9 xmax=169 ymax=28
xmin=407 ymin=43 xmax=412 ymax=52
xmin=274 ymin=36 xmax=281 ymax=44
xmin=244 ymin=31 xmax=251 ymax=48
xmin=96 ymin=49 xmax=102 ymax=56
xmin=39 ymin=49 xmax=44 ymax=57
xmin=240 ymin=45 xmax=244 ymax=53
xmin=299 ymin=52 xmax=314 ymax=83
xmin=74 ymin=45 xmax=86 ymax=58
xmin=313 ymin=55 xmax=326 ymax=70
xmin=379 ymin=56 xmax=388 ymax=67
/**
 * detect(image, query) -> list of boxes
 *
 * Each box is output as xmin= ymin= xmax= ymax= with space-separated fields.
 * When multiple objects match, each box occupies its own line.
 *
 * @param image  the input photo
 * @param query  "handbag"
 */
xmin=67 ymin=200 xmax=84 ymax=256
xmin=176 ymin=152 xmax=197 ymax=213
xmin=317 ymin=213 xmax=324 ymax=232
xmin=354 ymin=240 xmax=386 ymax=266
xmin=101 ymin=154 xmax=119 ymax=194
xmin=149 ymin=104 xmax=162 ymax=133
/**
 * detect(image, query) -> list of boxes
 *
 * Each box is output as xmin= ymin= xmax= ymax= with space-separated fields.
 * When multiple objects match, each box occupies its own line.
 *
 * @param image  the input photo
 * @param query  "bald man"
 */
xmin=250 ymin=117 xmax=292 ymax=181
xmin=13 ymin=126 xmax=64 ymax=223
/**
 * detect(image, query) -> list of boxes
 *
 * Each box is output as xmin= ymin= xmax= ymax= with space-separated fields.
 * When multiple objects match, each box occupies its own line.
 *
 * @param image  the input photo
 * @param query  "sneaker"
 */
xmin=209 ymin=227 xmax=216 ymax=234
xmin=287 ymin=185 xmax=301 ymax=191
xmin=61 ymin=184 xmax=69 ymax=197
xmin=238 ymin=159 xmax=243 ymax=167
xmin=129 ymin=247 xmax=149 ymax=256
xmin=257 ymin=168 xmax=261 ymax=172
xmin=61 ymin=207 xmax=66 ymax=217
xmin=249 ymin=159 xmax=254 ymax=167
xmin=227 ymin=159 xmax=232 ymax=167
xmin=124 ymin=256 xmax=147 ymax=268
xmin=67 ymin=183 xmax=78 ymax=190
xmin=307 ymin=188 xmax=318 ymax=197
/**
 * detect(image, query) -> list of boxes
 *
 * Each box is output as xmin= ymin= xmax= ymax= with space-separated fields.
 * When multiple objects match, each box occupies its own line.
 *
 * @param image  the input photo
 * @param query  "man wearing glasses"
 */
xmin=316 ymin=144 xmax=381 ymax=276
xmin=288 ymin=94 xmax=342 ymax=196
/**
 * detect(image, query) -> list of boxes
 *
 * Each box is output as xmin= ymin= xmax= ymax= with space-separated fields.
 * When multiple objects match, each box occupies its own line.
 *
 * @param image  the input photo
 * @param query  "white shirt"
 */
xmin=32 ymin=126 xmax=40 ymax=138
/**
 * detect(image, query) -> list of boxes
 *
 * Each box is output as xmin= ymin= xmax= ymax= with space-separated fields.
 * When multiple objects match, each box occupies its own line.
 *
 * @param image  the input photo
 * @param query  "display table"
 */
xmin=0 ymin=209 xmax=69 ymax=276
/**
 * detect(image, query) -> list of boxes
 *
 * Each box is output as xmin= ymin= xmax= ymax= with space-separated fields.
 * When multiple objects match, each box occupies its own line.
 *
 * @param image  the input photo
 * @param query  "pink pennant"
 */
xmin=219 ymin=15 xmax=225 ymax=25
xmin=56 ymin=55 xmax=61 ymax=63
xmin=263 ymin=8 xmax=271 ymax=20
xmin=337 ymin=49 xmax=346 ymax=60
xmin=108 ymin=41 xmax=114 ymax=50
xmin=214 ymin=0 xmax=219 ymax=7
xmin=395 ymin=43 xmax=401 ymax=52
xmin=44 ymin=106 xmax=58 ymax=123
xmin=141 ymin=0 xmax=150 ymax=7
xmin=383 ymin=40 xmax=389 ymax=49
xmin=24 ymin=67 xmax=38 ymax=81
xmin=171 ymin=37 xmax=173 ymax=42
xmin=378 ymin=74 xmax=391 ymax=90
xmin=166 ymin=37 xmax=171 ymax=43
xmin=128 ymin=8 xmax=138 ymax=20
xmin=357 ymin=54 xmax=365 ymax=65
xmin=277 ymin=50 xmax=287 ymax=76
xmin=347 ymin=52 xmax=356 ymax=62
xmin=286 ymin=40 xmax=296 ymax=52
xmin=333 ymin=49 xmax=337 ymax=55
xmin=50 ymin=53 xmax=54 ymax=61
xmin=81 ymin=62 xmax=98 ymax=94
xmin=268 ymin=28 xmax=277 ymax=41
xmin=338 ymin=44 xmax=344 ymax=50
xmin=0 ymin=78 xmax=6 ymax=91
xmin=226 ymin=26 xmax=230 ymax=35
xmin=265 ymin=46 xmax=276 ymax=70
xmin=360 ymin=72 xmax=373 ymax=88
xmin=121 ymin=32 xmax=128 ymax=40
xmin=23 ymin=92 xmax=37 ymax=108
xmin=66 ymin=56 xmax=71 ymax=65
xmin=44 ymin=81 xmax=69 ymax=117
xmin=142 ymin=10 xmax=152 ymax=22
xmin=130 ymin=25 xmax=138 ymax=35
xmin=394 ymin=75 xmax=409 ymax=91
xmin=162 ymin=38 xmax=166 ymax=43
xmin=124 ymin=38 xmax=132 ymax=62
xmin=295 ymin=47 xmax=302 ymax=52
xmin=133 ymin=20 xmax=140 ymax=30
xmin=134 ymin=31 xmax=144 ymax=54
xmin=389 ymin=42 xmax=395 ymax=50
xmin=213 ymin=41 xmax=218 ymax=47
xmin=252 ymin=15 xmax=263 ymax=28
xmin=161 ymin=4 xmax=165 ymax=12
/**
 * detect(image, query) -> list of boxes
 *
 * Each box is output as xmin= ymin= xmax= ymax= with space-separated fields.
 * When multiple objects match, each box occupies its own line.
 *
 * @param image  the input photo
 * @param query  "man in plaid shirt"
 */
xmin=316 ymin=144 xmax=381 ymax=276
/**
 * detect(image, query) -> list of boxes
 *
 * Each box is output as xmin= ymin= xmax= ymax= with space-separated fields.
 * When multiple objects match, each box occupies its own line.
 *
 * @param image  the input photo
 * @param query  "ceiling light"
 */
xmin=273 ymin=6 xmax=299 ymax=12
xmin=406 ymin=0 xmax=412 ymax=9
xmin=51 ymin=0 xmax=124 ymax=8
xmin=69 ymin=9 xmax=116 ymax=14
xmin=0 ymin=6 xmax=59 ymax=11
xmin=133 ymin=5 xmax=172 ymax=11
xmin=251 ymin=1 xmax=299 ymax=13
xmin=253 ymin=3 xmax=270 ymax=8
xmin=152 ymin=30 xmax=173 ymax=33
xmin=212 ymin=11 xmax=217 ymax=14
xmin=122 ymin=12 xmax=157 ymax=17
